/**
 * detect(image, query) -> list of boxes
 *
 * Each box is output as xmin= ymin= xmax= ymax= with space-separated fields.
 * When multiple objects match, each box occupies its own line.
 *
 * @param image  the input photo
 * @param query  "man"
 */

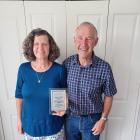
xmin=63 ymin=22 xmax=117 ymax=140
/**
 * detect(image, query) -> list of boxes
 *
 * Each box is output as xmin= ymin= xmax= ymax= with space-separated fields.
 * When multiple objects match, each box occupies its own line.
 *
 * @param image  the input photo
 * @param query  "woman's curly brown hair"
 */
xmin=23 ymin=28 xmax=60 ymax=62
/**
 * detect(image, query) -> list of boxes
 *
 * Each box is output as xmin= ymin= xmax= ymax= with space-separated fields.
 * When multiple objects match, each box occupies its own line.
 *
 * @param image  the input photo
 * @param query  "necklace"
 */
xmin=32 ymin=61 xmax=52 ymax=83
xmin=35 ymin=72 xmax=46 ymax=83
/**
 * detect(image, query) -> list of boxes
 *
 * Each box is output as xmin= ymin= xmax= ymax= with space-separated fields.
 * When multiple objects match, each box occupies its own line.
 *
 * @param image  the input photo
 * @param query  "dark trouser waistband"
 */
xmin=67 ymin=112 xmax=101 ymax=117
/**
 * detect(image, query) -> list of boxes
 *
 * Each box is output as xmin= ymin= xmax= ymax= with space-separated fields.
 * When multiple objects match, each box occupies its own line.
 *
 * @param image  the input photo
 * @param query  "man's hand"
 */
xmin=92 ymin=119 xmax=106 ymax=135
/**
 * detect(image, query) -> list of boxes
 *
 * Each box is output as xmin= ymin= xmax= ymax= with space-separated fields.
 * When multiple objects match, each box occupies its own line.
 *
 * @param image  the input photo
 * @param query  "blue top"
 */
xmin=63 ymin=53 xmax=117 ymax=115
xmin=15 ymin=62 xmax=67 ymax=137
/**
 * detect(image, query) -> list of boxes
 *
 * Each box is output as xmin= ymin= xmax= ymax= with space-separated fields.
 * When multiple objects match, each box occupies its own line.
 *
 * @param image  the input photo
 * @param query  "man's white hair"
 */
xmin=74 ymin=22 xmax=98 ymax=39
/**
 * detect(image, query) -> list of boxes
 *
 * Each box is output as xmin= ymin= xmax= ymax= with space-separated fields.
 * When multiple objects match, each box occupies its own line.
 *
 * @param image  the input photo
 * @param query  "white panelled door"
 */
xmin=0 ymin=1 xmax=26 ymax=140
xmin=0 ymin=1 xmax=140 ymax=140
xmin=66 ymin=1 xmax=108 ymax=59
xmin=24 ymin=1 xmax=66 ymax=63
xmin=106 ymin=0 xmax=140 ymax=140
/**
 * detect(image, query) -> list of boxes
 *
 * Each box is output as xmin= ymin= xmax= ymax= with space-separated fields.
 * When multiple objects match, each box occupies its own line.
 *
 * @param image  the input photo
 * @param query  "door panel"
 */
xmin=66 ymin=1 xmax=108 ymax=59
xmin=0 ymin=1 xmax=26 ymax=140
xmin=106 ymin=0 xmax=140 ymax=140
xmin=24 ymin=1 xmax=66 ymax=63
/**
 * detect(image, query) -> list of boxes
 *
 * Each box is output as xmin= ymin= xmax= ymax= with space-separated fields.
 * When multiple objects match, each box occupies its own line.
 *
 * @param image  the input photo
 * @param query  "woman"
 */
xmin=15 ymin=28 xmax=66 ymax=140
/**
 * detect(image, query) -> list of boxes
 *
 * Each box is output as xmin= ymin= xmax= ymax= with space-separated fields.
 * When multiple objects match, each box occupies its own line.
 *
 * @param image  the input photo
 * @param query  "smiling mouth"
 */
xmin=79 ymin=48 xmax=88 ymax=51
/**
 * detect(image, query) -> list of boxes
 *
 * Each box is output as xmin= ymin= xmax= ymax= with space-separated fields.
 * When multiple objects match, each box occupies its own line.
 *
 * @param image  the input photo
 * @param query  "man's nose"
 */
xmin=81 ymin=39 xmax=87 ymax=45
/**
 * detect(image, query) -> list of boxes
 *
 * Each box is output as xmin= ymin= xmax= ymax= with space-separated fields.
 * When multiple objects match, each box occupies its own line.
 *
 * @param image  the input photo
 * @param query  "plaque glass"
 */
xmin=50 ymin=89 xmax=67 ymax=114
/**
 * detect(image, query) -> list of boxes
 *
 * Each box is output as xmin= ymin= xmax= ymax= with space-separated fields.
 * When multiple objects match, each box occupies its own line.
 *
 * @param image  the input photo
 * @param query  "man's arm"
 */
xmin=92 ymin=96 xmax=113 ymax=135
xmin=101 ymin=96 xmax=113 ymax=118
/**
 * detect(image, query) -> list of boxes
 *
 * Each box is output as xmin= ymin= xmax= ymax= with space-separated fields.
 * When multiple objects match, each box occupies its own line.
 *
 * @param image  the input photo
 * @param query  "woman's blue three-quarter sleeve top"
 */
xmin=15 ymin=62 xmax=67 ymax=137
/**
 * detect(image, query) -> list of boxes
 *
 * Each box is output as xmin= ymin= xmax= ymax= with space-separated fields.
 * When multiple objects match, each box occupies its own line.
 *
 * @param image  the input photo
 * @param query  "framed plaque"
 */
xmin=50 ymin=89 xmax=68 ymax=114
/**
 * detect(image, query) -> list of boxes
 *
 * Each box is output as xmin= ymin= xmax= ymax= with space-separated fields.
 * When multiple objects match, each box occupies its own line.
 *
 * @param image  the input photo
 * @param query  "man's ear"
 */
xmin=74 ymin=36 xmax=76 ymax=43
xmin=95 ymin=37 xmax=98 ymax=46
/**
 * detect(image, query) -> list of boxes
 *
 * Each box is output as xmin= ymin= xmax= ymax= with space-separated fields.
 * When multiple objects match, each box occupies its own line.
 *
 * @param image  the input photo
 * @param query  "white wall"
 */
xmin=0 ymin=112 xmax=4 ymax=140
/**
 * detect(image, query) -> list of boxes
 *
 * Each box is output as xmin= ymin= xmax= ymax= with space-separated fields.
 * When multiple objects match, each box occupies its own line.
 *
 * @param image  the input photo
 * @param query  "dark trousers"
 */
xmin=66 ymin=113 xmax=101 ymax=140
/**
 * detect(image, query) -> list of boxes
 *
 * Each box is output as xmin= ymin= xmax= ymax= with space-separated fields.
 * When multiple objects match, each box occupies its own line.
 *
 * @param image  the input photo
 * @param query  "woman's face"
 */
xmin=33 ymin=35 xmax=50 ymax=60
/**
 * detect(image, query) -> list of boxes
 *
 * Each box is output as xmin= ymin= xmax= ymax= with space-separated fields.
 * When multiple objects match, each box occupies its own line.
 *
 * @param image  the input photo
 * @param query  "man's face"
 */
xmin=74 ymin=25 xmax=98 ymax=59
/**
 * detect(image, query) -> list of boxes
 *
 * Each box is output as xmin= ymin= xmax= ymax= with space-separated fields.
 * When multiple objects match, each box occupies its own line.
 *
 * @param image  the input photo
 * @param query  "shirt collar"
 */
xmin=72 ymin=52 xmax=98 ymax=67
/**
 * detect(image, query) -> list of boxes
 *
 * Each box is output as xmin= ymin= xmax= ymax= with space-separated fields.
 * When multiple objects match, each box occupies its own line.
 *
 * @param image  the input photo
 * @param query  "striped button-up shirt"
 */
xmin=63 ymin=54 xmax=117 ymax=115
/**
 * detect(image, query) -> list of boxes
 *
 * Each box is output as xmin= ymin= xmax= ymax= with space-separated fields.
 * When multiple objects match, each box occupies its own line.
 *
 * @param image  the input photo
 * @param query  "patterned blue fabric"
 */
xmin=63 ymin=53 xmax=117 ymax=115
xmin=24 ymin=127 xmax=64 ymax=140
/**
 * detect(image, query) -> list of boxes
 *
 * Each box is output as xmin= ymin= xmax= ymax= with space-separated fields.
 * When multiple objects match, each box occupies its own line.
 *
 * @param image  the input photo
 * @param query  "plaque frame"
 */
xmin=49 ymin=88 xmax=68 ymax=114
